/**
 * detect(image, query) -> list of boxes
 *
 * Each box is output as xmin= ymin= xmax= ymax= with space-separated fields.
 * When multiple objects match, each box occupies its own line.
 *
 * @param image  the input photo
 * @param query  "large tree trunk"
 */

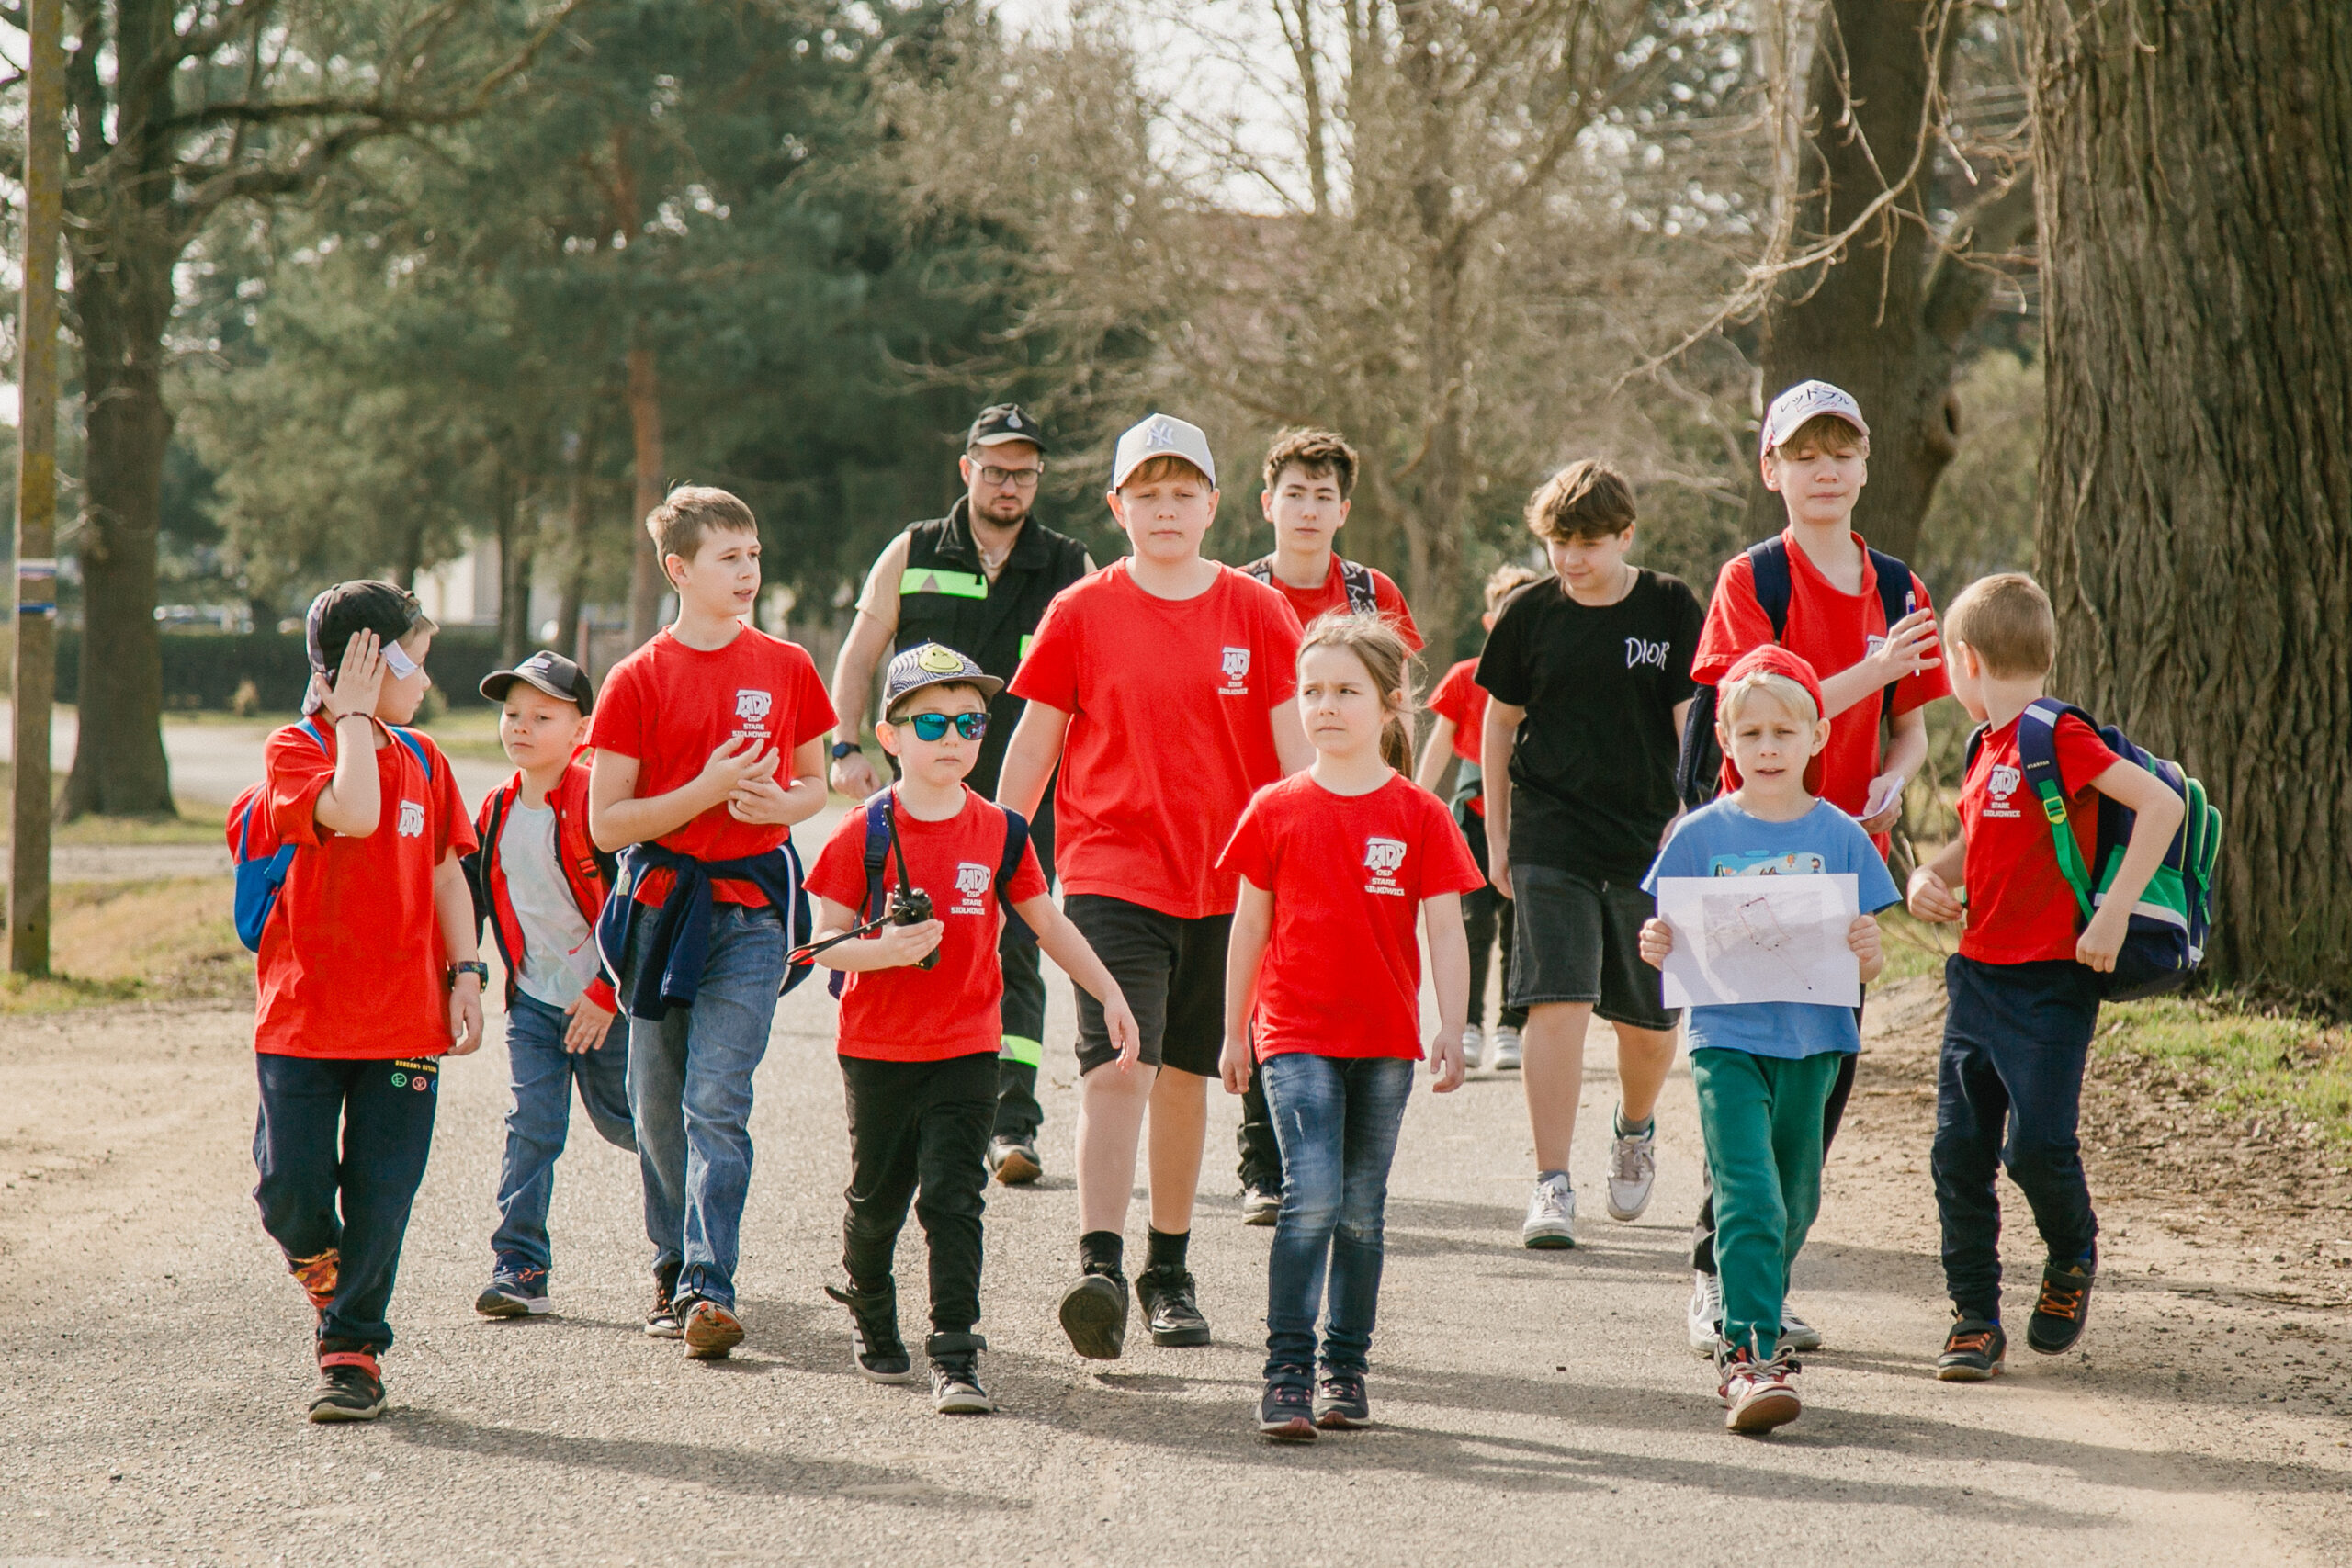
xmin=494 ymin=452 xmax=534 ymax=663
xmin=2030 ymin=0 xmax=2352 ymax=1002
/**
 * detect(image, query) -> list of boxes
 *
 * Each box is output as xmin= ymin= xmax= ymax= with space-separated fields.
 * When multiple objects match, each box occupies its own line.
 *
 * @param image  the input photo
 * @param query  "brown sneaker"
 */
xmin=682 ymin=1299 xmax=744 ymax=1360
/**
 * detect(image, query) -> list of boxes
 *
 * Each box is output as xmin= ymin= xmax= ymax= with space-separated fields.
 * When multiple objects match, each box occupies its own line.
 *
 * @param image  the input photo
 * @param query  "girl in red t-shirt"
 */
xmin=1216 ymin=614 xmax=1483 ymax=1440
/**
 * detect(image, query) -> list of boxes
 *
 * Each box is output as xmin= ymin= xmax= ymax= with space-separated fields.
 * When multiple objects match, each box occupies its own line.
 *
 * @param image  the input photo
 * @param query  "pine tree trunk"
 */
xmin=2030 ymin=0 xmax=2352 ymax=1001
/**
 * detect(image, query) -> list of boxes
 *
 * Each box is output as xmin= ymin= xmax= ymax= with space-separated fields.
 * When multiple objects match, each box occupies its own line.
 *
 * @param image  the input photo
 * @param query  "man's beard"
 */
xmin=975 ymin=495 xmax=1031 ymax=528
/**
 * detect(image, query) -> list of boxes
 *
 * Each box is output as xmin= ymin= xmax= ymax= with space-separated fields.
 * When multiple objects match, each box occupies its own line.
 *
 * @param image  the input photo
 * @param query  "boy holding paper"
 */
xmin=1638 ymin=646 xmax=1899 ymax=1434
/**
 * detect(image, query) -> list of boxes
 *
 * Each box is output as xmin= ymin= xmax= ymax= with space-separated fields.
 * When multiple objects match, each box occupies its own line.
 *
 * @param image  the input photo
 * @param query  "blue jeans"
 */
xmin=1261 ymin=1053 xmax=1415 ymax=1382
xmin=489 ymin=991 xmax=636 ymax=1278
xmin=622 ymin=901 xmax=787 ymax=1309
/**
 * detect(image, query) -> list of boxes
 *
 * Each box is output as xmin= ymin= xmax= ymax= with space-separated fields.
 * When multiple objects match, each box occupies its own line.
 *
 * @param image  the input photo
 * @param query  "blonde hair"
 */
xmin=1297 ymin=611 xmax=1416 ymax=773
xmin=1946 ymin=571 xmax=2056 ymax=679
xmin=1525 ymin=460 xmax=1635 ymax=543
xmin=1720 ymin=670 xmax=1820 ymax=728
xmin=1119 ymin=453 xmax=1211 ymax=491
xmin=1483 ymin=561 xmax=1544 ymax=612
xmin=1768 ymin=413 xmax=1866 ymax=460
xmin=647 ymin=485 xmax=758 ymax=564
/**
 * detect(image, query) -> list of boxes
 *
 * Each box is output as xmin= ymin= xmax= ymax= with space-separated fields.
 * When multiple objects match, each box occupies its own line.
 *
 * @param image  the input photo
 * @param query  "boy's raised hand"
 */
xmin=695 ymin=735 xmax=771 ymax=805
xmin=321 ymin=628 xmax=386 ymax=720
xmin=1428 ymin=1028 xmax=1465 ymax=1093
xmin=562 ymin=994 xmax=616 ymax=1053
xmin=1636 ymin=915 xmax=1675 ymax=971
xmin=1906 ymin=865 xmax=1966 ymax=925
xmin=1871 ymin=608 xmax=1943 ymax=681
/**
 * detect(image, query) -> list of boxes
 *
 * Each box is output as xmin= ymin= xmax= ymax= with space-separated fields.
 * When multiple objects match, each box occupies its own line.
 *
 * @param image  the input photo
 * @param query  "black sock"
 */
xmin=1080 ymin=1230 xmax=1124 ymax=1278
xmin=1146 ymin=1226 xmax=1190 ymax=1275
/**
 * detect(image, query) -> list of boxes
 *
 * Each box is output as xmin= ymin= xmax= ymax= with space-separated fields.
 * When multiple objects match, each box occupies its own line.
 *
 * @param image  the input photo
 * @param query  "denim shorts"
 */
xmin=1507 ymin=864 xmax=1679 ymax=1032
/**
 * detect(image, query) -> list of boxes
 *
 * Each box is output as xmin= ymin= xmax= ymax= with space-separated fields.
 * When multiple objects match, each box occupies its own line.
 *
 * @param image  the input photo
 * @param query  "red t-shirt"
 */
xmin=807 ymin=787 xmax=1049 ymax=1062
xmin=1216 ymin=773 xmax=1485 ymax=1060
xmin=254 ymin=720 xmax=478 ymax=1059
xmin=1957 ymin=710 xmax=2120 ymax=965
xmin=1012 ymin=562 xmax=1303 ymax=919
xmin=1426 ymin=658 xmax=1488 ymax=816
xmin=1691 ymin=529 xmax=1951 ymax=821
xmin=588 ymin=625 xmax=836 ymax=906
xmin=1260 ymin=556 xmax=1423 ymax=651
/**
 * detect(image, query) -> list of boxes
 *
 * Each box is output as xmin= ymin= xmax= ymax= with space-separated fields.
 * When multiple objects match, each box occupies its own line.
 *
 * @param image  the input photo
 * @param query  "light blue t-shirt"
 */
xmin=1642 ymin=798 xmax=1903 ymax=1059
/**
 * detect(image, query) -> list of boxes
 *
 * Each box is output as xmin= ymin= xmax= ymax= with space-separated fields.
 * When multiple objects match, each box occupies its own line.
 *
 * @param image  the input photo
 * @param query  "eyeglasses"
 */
xmin=973 ymin=464 xmax=1042 ymax=490
xmin=904 ymin=712 xmax=988 ymax=742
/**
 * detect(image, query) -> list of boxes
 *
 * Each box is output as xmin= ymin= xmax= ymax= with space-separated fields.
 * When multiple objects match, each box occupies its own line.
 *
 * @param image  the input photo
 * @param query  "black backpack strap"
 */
xmin=860 ymin=791 xmax=894 ymax=921
xmin=996 ymin=807 xmax=1035 ymax=945
xmin=1674 ymin=686 xmax=1723 ymax=812
xmin=1747 ymin=538 xmax=1793 ymax=641
xmin=1868 ymin=546 xmax=1918 ymax=715
xmin=1962 ymin=721 xmax=1989 ymax=774
xmin=1241 ymin=555 xmax=1276 ymax=583
xmin=1338 ymin=558 xmax=1378 ymax=615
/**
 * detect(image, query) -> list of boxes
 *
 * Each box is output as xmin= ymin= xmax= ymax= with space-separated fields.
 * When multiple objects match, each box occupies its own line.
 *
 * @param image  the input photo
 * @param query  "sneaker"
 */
xmin=1779 ymin=1302 xmax=1823 ymax=1353
xmin=927 ymin=1334 xmax=995 ymax=1415
xmin=681 ymin=1298 xmax=744 ymax=1360
xmin=307 ymin=1353 xmax=386 ymax=1424
xmin=1136 ymin=1266 xmax=1212 ymax=1347
xmin=1058 ymin=1269 xmax=1129 ymax=1360
xmin=2027 ymin=1259 xmax=2095 ymax=1355
xmin=474 ymin=1264 xmax=550 ymax=1319
xmin=824 ymin=1282 xmax=916 ymax=1383
xmin=1240 ymin=1186 xmax=1282 ymax=1227
xmin=1717 ymin=1346 xmax=1803 ymax=1434
xmin=1313 ymin=1371 xmax=1370 ymax=1429
xmin=1258 ymin=1377 xmax=1319 ymax=1442
xmin=1937 ymin=1315 xmax=2007 ymax=1382
xmin=1460 ymin=1025 xmax=1486 ymax=1073
xmin=643 ymin=1260 xmax=684 ymax=1339
xmin=1521 ymin=1173 xmax=1577 ymax=1249
xmin=1603 ymin=1115 xmax=1657 ymax=1222
xmin=1686 ymin=1270 xmax=1724 ymax=1355
xmin=1489 ymin=1026 xmax=1523 ymax=1071
xmin=987 ymin=1138 xmax=1042 ymax=1186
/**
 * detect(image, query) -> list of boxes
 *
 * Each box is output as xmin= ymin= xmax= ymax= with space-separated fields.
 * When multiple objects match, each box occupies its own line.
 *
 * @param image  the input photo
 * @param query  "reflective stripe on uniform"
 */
xmin=998 ymin=1034 xmax=1043 ymax=1067
xmin=899 ymin=567 xmax=988 ymax=600
xmin=1019 ymin=633 xmax=1034 ymax=658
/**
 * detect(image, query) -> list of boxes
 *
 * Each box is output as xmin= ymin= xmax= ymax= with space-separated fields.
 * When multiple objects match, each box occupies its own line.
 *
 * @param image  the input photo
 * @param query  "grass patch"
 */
xmin=0 ymin=876 xmax=245 ymax=1014
xmin=2095 ymin=995 xmax=2352 ymax=1152
xmin=0 ymin=759 xmax=232 ymax=846
xmin=1875 ymin=905 xmax=1957 ymax=987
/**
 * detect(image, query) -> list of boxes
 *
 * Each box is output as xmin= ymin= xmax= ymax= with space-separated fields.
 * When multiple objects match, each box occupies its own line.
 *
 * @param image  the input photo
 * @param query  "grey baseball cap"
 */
xmin=1109 ymin=412 xmax=1216 ymax=491
xmin=1760 ymin=380 xmax=1871 ymax=456
xmin=884 ymin=642 xmax=1005 ymax=716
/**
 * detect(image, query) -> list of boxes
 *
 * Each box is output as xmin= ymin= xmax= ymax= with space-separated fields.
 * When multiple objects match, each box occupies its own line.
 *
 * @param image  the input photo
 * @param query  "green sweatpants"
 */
xmin=1690 ymin=1048 xmax=1846 ymax=1357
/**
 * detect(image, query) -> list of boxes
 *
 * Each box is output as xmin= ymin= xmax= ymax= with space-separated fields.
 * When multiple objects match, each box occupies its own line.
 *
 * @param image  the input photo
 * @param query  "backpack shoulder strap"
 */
xmin=387 ymin=726 xmax=433 ymax=775
xmin=1962 ymin=722 xmax=1990 ymax=775
xmin=995 ymin=807 xmax=1031 ymax=896
xmin=860 ymin=791 xmax=894 ymax=921
xmin=1338 ymin=558 xmax=1378 ymax=615
xmin=2016 ymin=699 xmax=2098 ymax=919
xmin=1241 ymin=554 xmax=1275 ymax=583
xmin=1745 ymin=539 xmax=1792 ymax=641
xmin=1867 ymin=547 xmax=1917 ymax=630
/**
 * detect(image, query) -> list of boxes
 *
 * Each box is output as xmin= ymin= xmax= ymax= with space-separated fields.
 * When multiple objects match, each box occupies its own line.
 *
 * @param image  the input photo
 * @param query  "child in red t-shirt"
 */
xmin=587 ymin=486 xmax=836 ymax=1360
xmin=1000 ymin=412 xmax=1312 ymax=1360
xmin=1414 ymin=561 xmax=1543 ymax=1070
xmin=1906 ymin=574 xmax=2181 ymax=1381
xmin=1242 ymin=427 xmax=1421 ymax=650
xmin=1217 ymin=614 xmax=1480 ymax=1440
xmin=807 ymin=644 xmax=1136 ymax=1416
xmin=251 ymin=581 xmax=484 ymax=1424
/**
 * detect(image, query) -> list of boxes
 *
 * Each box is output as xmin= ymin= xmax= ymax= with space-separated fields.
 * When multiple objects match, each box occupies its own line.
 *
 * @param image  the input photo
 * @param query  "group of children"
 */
xmin=244 ymin=380 xmax=2177 ymax=1443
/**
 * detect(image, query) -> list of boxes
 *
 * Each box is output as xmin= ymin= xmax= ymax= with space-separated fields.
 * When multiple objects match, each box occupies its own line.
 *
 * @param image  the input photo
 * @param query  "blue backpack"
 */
xmin=1964 ymin=698 xmax=2222 ymax=999
xmin=227 ymin=719 xmax=434 ymax=953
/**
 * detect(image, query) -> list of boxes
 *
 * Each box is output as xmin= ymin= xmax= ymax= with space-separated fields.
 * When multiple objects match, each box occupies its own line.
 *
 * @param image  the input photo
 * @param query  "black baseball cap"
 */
xmin=967 ymin=403 xmax=1046 ymax=453
xmin=480 ymin=649 xmax=595 ymax=715
xmin=303 ymin=581 xmax=437 ymax=713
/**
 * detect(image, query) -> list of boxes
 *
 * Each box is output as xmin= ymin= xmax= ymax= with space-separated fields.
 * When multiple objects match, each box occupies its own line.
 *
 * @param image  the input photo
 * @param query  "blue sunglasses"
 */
xmin=904 ymin=712 xmax=988 ymax=742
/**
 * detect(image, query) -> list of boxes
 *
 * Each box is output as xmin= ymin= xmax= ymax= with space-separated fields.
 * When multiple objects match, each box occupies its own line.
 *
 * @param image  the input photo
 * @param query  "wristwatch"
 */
xmin=447 ymin=960 xmax=490 ymax=990
xmin=830 ymin=740 xmax=861 ymax=760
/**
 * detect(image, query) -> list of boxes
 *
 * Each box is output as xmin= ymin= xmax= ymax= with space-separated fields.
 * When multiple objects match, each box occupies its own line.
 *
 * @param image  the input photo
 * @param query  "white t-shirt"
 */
xmin=501 ymin=800 xmax=599 ymax=1010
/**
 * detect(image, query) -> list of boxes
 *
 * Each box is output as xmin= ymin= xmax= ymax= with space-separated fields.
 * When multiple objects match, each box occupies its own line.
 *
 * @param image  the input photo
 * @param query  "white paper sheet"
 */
xmin=1654 ymin=874 xmax=1861 ymax=1009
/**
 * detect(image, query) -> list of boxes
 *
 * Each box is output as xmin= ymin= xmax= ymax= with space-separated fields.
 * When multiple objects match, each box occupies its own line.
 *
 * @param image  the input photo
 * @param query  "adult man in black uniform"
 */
xmin=830 ymin=403 xmax=1094 ymax=1184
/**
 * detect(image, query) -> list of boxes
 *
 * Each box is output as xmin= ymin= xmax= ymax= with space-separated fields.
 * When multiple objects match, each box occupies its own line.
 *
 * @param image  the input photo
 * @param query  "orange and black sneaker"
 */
xmin=681 ymin=1298 xmax=745 ymax=1360
xmin=308 ymin=1352 xmax=386 ymax=1423
xmin=1937 ymin=1315 xmax=2007 ymax=1382
xmin=2027 ymin=1259 xmax=2095 ymax=1355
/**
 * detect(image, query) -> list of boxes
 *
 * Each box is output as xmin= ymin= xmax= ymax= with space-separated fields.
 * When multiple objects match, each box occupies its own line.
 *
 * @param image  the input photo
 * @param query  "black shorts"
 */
xmin=1065 ymin=894 xmax=1230 ymax=1078
xmin=1508 ymin=864 xmax=1679 ymax=1032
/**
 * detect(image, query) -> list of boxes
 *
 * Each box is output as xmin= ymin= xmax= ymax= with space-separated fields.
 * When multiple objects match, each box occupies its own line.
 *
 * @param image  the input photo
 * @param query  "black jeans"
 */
xmin=1934 ymin=954 xmax=2101 ymax=1319
xmin=1237 ymin=1044 xmax=1283 ymax=1194
xmin=252 ymin=1053 xmax=442 ymax=1356
xmin=993 ymin=794 xmax=1054 ymax=1144
xmin=840 ymin=1052 xmax=997 ymax=1335
xmin=1690 ymin=1034 xmax=1858 ymax=1276
xmin=1458 ymin=811 xmax=1524 ymax=1032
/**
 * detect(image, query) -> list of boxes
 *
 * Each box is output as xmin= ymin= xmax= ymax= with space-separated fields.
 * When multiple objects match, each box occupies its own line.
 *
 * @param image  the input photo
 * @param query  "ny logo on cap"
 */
xmin=1145 ymin=416 xmax=1182 ymax=450
xmin=1004 ymin=410 xmax=1023 ymax=430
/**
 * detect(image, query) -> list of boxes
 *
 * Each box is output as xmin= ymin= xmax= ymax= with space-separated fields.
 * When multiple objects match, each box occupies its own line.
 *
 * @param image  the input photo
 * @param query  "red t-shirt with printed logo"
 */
xmin=589 ymin=625 xmax=836 ymax=906
xmin=806 ymin=787 xmax=1049 ymax=1062
xmin=1216 ymin=773 xmax=1485 ymax=1060
xmin=1260 ymin=556 xmax=1423 ymax=651
xmin=1957 ymin=710 xmax=2121 ymax=965
xmin=255 ymin=719 xmax=479 ymax=1059
xmin=1691 ymin=529 xmax=1950 ymax=825
xmin=1426 ymin=657 xmax=1488 ymax=815
xmin=1011 ymin=562 xmax=1303 ymax=919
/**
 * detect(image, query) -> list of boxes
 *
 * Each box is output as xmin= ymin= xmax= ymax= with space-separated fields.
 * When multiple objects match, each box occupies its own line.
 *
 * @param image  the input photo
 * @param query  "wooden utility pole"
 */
xmin=11 ymin=0 xmax=65 ymax=976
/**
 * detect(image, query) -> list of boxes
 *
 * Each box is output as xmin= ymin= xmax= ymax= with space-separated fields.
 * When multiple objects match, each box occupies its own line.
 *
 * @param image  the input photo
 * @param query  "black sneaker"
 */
xmin=1313 ymin=1371 xmax=1370 ymax=1429
xmin=987 ymin=1139 xmax=1043 ymax=1185
xmin=824 ymin=1282 xmax=916 ymax=1383
xmin=644 ymin=1260 xmax=684 ymax=1338
xmin=1937 ymin=1315 xmax=2007 ymax=1382
xmin=307 ymin=1354 xmax=386 ymax=1424
xmin=927 ymin=1333 xmax=995 ymax=1415
xmin=1258 ymin=1377 xmax=1318 ymax=1442
xmin=1239 ymin=1186 xmax=1281 ymax=1227
xmin=2027 ymin=1260 xmax=2095 ymax=1355
xmin=1058 ymin=1269 xmax=1129 ymax=1360
xmin=475 ymin=1263 xmax=550 ymax=1319
xmin=1136 ymin=1266 xmax=1211 ymax=1347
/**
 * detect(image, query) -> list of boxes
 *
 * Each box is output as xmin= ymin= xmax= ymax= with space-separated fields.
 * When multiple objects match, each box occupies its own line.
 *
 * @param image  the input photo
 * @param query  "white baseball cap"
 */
xmin=1760 ymin=380 xmax=1871 ymax=456
xmin=1110 ymin=412 xmax=1217 ymax=491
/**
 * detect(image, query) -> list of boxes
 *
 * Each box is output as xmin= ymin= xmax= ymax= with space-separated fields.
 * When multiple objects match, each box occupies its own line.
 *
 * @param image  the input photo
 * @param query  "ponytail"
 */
xmin=1297 ymin=610 xmax=1417 ymax=775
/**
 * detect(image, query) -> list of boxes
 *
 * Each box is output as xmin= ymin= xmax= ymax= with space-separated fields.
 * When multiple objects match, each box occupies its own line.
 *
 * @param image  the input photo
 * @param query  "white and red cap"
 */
xmin=1760 ymin=380 xmax=1870 ymax=457
xmin=1110 ymin=412 xmax=1217 ymax=491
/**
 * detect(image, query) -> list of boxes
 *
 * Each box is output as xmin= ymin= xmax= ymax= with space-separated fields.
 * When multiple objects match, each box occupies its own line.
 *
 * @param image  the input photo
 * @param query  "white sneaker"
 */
xmin=1687 ymin=1269 xmax=1724 ymax=1355
xmin=1604 ymin=1115 xmax=1657 ymax=1222
xmin=1521 ymin=1174 xmax=1577 ymax=1249
xmin=1779 ymin=1302 xmax=1823 ymax=1352
xmin=1489 ymin=1026 xmax=1523 ymax=1071
xmin=1460 ymin=1025 xmax=1486 ymax=1073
